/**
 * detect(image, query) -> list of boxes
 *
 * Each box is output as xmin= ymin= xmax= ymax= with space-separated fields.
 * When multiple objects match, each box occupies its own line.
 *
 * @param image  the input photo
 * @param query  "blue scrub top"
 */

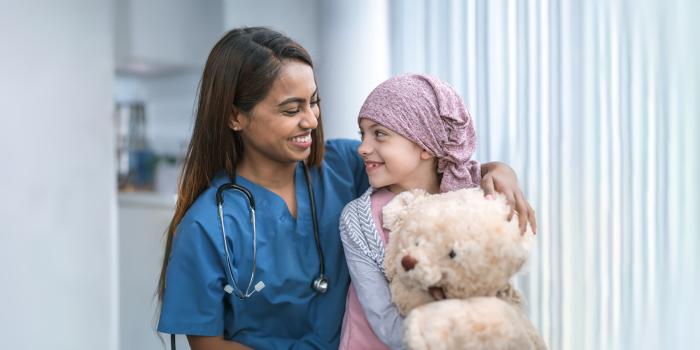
xmin=158 ymin=139 xmax=369 ymax=349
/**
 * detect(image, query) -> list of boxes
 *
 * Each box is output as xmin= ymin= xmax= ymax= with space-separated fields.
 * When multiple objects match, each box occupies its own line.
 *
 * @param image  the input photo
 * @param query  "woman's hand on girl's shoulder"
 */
xmin=480 ymin=162 xmax=537 ymax=235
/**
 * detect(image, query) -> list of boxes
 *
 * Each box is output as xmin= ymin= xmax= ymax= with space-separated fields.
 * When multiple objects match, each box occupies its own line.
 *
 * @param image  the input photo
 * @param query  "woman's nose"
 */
xmin=299 ymin=109 xmax=318 ymax=130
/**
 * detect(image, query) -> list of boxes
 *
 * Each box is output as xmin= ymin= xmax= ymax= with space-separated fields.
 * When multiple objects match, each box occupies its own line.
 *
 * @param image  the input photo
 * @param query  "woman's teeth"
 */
xmin=291 ymin=135 xmax=311 ymax=143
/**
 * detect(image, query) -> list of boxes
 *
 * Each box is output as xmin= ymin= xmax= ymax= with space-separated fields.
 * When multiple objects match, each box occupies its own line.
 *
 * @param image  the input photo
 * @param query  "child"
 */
xmin=338 ymin=74 xmax=483 ymax=349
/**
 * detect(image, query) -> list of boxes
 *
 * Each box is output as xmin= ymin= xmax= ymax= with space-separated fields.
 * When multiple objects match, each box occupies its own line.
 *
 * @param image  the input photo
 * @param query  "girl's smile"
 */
xmin=364 ymin=161 xmax=384 ymax=172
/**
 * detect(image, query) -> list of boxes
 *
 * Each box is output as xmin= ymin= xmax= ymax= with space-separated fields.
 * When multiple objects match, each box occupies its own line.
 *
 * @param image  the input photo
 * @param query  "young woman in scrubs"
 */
xmin=156 ymin=27 xmax=536 ymax=350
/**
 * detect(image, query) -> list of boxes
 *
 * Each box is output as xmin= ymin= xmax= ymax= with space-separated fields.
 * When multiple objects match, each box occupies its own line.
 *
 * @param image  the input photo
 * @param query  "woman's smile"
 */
xmin=289 ymin=132 xmax=313 ymax=149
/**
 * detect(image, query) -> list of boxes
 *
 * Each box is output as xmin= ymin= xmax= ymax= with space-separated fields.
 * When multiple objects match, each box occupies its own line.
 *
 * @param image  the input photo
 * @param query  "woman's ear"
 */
xmin=228 ymin=106 xmax=247 ymax=131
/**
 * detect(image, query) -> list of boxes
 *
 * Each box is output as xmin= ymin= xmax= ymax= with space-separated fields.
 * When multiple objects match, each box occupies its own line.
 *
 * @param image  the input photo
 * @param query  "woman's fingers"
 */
xmin=514 ymin=191 xmax=529 ymax=234
xmin=481 ymin=175 xmax=496 ymax=197
xmin=528 ymin=205 xmax=537 ymax=235
xmin=505 ymin=191 xmax=517 ymax=221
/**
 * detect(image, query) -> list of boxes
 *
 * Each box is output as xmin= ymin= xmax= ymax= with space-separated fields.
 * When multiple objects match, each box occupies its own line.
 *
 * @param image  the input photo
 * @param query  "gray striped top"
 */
xmin=339 ymin=188 xmax=405 ymax=350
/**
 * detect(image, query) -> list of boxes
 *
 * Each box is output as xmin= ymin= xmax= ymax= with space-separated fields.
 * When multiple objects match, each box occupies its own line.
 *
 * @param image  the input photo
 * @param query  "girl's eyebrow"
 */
xmin=361 ymin=121 xmax=379 ymax=131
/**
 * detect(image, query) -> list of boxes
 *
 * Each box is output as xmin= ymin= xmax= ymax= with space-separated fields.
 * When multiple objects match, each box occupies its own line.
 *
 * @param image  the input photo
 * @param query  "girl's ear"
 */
xmin=382 ymin=189 xmax=427 ymax=232
xmin=420 ymin=149 xmax=434 ymax=160
xmin=228 ymin=106 xmax=247 ymax=131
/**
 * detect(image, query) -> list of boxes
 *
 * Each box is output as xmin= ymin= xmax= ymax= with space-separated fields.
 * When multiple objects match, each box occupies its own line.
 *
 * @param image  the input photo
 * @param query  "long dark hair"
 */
xmin=157 ymin=27 xmax=324 ymax=302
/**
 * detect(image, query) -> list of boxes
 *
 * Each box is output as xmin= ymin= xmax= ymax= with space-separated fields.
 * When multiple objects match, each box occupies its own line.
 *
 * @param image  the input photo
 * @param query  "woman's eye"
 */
xmin=448 ymin=250 xmax=456 ymax=259
xmin=310 ymin=98 xmax=321 ymax=106
xmin=284 ymin=109 xmax=300 ymax=116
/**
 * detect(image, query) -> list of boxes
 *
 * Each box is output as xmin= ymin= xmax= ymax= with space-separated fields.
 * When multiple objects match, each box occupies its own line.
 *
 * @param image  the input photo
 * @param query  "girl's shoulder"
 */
xmin=340 ymin=187 xmax=373 ymax=220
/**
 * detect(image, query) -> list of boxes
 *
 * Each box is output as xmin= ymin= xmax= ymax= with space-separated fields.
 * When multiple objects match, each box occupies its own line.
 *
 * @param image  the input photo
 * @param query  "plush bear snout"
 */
xmin=401 ymin=255 xmax=418 ymax=271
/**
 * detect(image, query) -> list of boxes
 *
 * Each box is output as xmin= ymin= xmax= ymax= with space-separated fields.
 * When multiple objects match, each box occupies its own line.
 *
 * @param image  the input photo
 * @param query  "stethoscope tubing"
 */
xmin=170 ymin=162 xmax=326 ymax=350
xmin=217 ymin=161 xmax=326 ymax=298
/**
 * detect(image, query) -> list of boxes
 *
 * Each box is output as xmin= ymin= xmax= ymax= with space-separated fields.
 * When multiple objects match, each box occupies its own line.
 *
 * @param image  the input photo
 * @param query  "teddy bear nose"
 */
xmin=401 ymin=255 xmax=418 ymax=271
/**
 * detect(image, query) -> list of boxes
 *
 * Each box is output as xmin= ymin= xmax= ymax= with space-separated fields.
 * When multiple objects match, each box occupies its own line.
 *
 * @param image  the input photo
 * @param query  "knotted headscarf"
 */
xmin=358 ymin=74 xmax=481 ymax=192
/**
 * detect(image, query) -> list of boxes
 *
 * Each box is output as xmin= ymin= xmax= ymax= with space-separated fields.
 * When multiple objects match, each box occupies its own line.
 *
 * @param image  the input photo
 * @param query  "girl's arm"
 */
xmin=188 ymin=336 xmax=252 ymax=350
xmin=339 ymin=206 xmax=406 ymax=350
xmin=480 ymin=161 xmax=537 ymax=234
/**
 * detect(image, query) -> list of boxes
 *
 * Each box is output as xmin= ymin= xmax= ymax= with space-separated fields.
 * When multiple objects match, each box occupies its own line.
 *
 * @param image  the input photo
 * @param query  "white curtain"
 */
xmin=389 ymin=0 xmax=700 ymax=349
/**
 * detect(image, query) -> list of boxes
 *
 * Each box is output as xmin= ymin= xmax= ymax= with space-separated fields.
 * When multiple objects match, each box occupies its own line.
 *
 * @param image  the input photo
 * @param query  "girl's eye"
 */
xmin=448 ymin=250 xmax=456 ymax=259
xmin=374 ymin=130 xmax=387 ymax=137
xmin=358 ymin=130 xmax=365 ymax=140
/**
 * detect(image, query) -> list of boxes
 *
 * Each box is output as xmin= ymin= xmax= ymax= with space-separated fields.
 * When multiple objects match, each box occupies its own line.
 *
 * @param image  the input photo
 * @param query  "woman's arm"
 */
xmin=188 ymin=336 xmax=252 ymax=350
xmin=480 ymin=161 xmax=537 ymax=234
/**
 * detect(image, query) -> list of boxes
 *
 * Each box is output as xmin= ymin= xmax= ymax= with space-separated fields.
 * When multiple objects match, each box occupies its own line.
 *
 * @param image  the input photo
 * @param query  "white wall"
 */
xmin=224 ymin=0 xmax=391 ymax=140
xmin=317 ymin=0 xmax=391 ymax=139
xmin=118 ymin=196 xmax=180 ymax=350
xmin=224 ymin=0 xmax=321 ymax=60
xmin=0 ymin=1 xmax=117 ymax=349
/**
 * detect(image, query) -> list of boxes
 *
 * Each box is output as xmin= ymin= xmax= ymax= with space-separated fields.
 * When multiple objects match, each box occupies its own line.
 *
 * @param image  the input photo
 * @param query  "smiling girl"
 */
xmin=338 ymin=74 xmax=536 ymax=349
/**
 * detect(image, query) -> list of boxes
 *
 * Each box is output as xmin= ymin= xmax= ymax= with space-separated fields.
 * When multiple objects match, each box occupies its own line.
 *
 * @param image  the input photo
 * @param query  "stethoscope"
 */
xmin=215 ymin=161 xmax=328 ymax=298
xmin=170 ymin=161 xmax=328 ymax=349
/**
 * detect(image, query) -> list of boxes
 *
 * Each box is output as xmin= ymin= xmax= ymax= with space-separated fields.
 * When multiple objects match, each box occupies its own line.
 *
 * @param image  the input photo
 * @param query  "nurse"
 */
xmin=157 ymin=27 xmax=536 ymax=350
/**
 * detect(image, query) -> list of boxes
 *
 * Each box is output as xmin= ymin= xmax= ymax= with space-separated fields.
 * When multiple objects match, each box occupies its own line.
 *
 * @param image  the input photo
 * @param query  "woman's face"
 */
xmin=233 ymin=60 xmax=320 ymax=166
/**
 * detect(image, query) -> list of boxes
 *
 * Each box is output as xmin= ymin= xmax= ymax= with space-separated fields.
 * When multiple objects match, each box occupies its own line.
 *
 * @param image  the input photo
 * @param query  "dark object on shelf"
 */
xmin=114 ymin=102 xmax=156 ymax=191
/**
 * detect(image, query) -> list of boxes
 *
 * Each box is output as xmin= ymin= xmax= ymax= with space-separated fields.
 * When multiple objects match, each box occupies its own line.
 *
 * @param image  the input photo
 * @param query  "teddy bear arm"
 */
xmin=390 ymin=280 xmax=434 ymax=316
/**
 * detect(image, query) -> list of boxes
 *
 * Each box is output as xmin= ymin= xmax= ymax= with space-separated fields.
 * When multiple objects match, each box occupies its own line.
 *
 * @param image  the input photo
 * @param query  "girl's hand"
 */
xmin=480 ymin=162 xmax=537 ymax=234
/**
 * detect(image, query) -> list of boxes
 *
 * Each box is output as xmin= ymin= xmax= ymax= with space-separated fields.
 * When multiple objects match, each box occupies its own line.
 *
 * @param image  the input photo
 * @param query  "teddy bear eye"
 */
xmin=448 ymin=250 xmax=456 ymax=259
xmin=415 ymin=240 xmax=420 ymax=247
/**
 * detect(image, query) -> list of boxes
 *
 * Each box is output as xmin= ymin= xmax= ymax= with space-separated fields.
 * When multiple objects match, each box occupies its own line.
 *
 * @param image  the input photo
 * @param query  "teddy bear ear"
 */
xmin=382 ymin=189 xmax=427 ymax=232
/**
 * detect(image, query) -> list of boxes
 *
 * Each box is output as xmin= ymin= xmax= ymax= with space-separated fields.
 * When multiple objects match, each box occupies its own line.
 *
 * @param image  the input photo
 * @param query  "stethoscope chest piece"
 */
xmin=312 ymin=275 xmax=328 ymax=294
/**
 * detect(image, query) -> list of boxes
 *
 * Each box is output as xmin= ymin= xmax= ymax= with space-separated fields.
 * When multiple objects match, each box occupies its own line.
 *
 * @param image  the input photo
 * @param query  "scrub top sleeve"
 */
xmin=350 ymin=145 xmax=370 ymax=197
xmin=338 ymin=139 xmax=370 ymax=197
xmin=339 ymin=207 xmax=406 ymax=349
xmin=158 ymin=219 xmax=227 ymax=336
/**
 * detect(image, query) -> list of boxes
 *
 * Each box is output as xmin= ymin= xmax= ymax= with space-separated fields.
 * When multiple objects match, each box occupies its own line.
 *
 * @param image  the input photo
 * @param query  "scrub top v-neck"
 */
xmin=158 ymin=139 xmax=369 ymax=349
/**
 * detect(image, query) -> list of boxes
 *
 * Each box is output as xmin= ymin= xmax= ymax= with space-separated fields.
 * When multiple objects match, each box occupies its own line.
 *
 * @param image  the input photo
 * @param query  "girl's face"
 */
xmin=358 ymin=118 xmax=437 ymax=193
xmin=231 ymin=60 xmax=320 ymax=166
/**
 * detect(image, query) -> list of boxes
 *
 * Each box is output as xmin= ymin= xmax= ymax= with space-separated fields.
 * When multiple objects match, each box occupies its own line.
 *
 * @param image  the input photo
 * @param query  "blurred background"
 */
xmin=0 ymin=0 xmax=698 ymax=349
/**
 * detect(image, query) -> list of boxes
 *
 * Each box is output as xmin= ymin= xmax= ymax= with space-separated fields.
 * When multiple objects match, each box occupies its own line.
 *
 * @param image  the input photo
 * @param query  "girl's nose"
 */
xmin=358 ymin=140 xmax=372 ymax=156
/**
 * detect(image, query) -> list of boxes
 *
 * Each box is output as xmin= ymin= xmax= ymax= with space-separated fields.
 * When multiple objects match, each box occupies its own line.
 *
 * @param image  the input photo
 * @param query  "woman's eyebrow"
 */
xmin=277 ymin=90 xmax=318 ymax=107
xmin=277 ymin=97 xmax=305 ymax=107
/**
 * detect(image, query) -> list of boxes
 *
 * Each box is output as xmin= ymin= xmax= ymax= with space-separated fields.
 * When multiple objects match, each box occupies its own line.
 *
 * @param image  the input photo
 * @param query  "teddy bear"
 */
xmin=382 ymin=188 xmax=546 ymax=350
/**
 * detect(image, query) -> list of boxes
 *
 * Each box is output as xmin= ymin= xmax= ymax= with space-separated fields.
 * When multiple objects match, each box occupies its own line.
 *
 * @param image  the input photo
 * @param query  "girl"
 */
xmin=156 ymin=27 xmax=534 ymax=350
xmin=339 ymin=74 xmax=536 ymax=349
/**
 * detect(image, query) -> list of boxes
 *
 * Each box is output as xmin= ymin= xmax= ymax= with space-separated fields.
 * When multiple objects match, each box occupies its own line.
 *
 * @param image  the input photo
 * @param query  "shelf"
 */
xmin=118 ymin=192 xmax=176 ymax=209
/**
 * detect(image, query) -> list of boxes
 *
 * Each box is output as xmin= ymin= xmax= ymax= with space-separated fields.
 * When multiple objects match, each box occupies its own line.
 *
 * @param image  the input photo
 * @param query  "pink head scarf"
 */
xmin=358 ymin=74 xmax=481 ymax=192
